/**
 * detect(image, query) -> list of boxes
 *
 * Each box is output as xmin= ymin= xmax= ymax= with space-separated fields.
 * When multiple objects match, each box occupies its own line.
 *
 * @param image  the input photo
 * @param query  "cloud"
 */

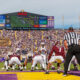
xmin=0 ymin=0 xmax=80 ymax=27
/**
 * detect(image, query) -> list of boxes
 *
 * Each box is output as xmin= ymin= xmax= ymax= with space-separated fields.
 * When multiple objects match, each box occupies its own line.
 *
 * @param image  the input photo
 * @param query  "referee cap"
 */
xmin=68 ymin=27 xmax=74 ymax=31
xmin=41 ymin=42 xmax=45 ymax=45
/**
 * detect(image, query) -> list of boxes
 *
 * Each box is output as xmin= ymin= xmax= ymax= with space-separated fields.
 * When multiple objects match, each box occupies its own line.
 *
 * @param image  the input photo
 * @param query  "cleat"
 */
xmin=6 ymin=69 xmax=9 ymax=71
xmin=35 ymin=67 xmax=38 ymax=70
xmin=57 ymin=70 xmax=61 ymax=74
xmin=72 ymin=68 xmax=78 ymax=71
xmin=42 ymin=68 xmax=46 ymax=71
xmin=45 ymin=71 xmax=49 ymax=74
xmin=31 ymin=67 xmax=34 ymax=71
xmin=63 ymin=73 xmax=67 ymax=76
xmin=19 ymin=66 xmax=23 ymax=71
xmin=31 ymin=69 xmax=34 ymax=71
xmin=24 ymin=66 xmax=27 ymax=70
xmin=20 ymin=69 xmax=23 ymax=71
xmin=12 ymin=66 xmax=15 ymax=70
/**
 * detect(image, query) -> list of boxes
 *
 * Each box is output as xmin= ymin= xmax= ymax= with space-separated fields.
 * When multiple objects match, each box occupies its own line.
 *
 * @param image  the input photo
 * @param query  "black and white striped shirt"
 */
xmin=64 ymin=32 xmax=80 ymax=46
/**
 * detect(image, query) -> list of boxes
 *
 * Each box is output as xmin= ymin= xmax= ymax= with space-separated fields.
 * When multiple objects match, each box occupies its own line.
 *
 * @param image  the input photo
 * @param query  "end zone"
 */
xmin=0 ymin=72 xmax=80 ymax=80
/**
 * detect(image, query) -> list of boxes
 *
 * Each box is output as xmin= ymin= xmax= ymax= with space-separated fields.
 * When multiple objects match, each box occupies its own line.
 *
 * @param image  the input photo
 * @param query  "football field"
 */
xmin=0 ymin=62 xmax=78 ymax=71
xmin=0 ymin=71 xmax=80 ymax=80
xmin=0 ymin=62 xmax=80 ymax=80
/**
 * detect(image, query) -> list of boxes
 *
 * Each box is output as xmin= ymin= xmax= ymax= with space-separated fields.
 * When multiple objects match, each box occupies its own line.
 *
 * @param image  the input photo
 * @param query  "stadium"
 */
xmin=0 ymin=10 xmax=80 ymax=80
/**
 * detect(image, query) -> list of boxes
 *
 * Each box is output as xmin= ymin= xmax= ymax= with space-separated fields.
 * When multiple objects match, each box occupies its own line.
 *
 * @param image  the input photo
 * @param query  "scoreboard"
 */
xmin=0 ymin=12 xmax=54 ymax=30
xmin=0 ymin=15 xmax=5 ymax=29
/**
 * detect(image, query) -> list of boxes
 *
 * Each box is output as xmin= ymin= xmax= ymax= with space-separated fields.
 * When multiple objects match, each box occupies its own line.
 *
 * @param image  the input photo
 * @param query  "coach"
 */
xmin=63 ymin=27 xmax=80 ymax=76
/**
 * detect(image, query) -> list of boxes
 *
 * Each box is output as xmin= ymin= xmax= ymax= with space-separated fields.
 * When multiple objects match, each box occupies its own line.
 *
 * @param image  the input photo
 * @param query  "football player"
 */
xmin=46 ymin=40 xmax=65 ymax=73
xmin=68 ymin=56 xmax=78 ymax=71
xmin=7 ymin=48 xmax=23 ymax=71
xmin=38 ymin=42 xmax=47 ymax=69
xmin=23 ymin=48 xmax=33 ymax=69
xmin=3 ymin=51 xmax=12 ymax=70
xmin=31 ymin=50 xmax=46 ymax=71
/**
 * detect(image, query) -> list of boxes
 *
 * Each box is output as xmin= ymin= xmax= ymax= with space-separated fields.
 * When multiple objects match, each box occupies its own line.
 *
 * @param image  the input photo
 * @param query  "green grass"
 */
xmin=0 ymin=62 xmax=80 ymax=71
xmin=0 ymin=62 xmax=4 ymax=71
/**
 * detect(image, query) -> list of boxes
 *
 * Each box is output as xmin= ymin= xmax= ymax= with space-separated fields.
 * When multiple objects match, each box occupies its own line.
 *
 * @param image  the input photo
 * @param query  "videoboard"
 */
xmin=0 ymin=12 xmax=54 ymax=30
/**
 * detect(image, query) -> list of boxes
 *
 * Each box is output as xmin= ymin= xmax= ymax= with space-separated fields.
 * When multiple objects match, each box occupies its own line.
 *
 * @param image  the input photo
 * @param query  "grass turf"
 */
xmin=0 ymin=62 xmax=80 ymax=71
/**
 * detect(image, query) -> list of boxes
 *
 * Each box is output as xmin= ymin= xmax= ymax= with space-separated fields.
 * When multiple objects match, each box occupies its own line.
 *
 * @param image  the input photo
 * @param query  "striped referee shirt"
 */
xmin=64 ymin=32 xmax=80 ymax=46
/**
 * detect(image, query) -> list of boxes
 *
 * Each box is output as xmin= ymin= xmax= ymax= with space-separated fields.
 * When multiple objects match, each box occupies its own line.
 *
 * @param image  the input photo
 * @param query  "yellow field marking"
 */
xmin=0 ymin=72 xmax=80 ymax=80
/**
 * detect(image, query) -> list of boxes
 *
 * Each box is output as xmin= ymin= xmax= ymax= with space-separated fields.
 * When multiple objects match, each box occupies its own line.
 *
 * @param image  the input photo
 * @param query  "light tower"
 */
xmin=79 ymin=16 xmax=80 ymax=29
xmin=62 ymin=16 xmax=64 ymax=28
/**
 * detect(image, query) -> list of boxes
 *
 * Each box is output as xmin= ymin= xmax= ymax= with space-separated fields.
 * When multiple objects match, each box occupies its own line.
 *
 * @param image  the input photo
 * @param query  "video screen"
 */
xmin=4 ymin=12 xmax=54 ymax=30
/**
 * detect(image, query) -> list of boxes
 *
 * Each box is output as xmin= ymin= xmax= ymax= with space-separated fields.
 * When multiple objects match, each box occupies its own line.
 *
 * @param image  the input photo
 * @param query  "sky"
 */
xmin=0 ymin=0 xmax=80 ymax=29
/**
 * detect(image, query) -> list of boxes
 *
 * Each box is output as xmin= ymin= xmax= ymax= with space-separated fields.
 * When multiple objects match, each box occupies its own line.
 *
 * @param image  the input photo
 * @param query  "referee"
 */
xmin=63 ymin=27 xmax=80 ymax=76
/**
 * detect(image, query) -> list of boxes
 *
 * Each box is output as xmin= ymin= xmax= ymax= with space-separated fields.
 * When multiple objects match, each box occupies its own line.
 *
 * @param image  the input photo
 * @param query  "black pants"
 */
xmin=64 ymin=45 xmax=80 ymax=74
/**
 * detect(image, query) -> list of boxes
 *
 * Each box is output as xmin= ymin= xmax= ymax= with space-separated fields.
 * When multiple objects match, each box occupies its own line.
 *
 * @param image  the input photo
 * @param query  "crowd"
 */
xmin=0 ymin=29 xmax=80 ymax=57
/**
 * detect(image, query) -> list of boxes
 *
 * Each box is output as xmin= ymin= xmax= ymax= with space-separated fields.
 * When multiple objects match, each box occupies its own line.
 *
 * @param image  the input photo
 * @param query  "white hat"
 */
xmin=41 ymin=42 xmax=45 ymax=45
xmin=8 ymin=52 xmax=13 ymax=55
xmin=28 ymin=53 xmax=32 ymax=57
xmin=16 ymin=48 xmax=20 ymax=52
